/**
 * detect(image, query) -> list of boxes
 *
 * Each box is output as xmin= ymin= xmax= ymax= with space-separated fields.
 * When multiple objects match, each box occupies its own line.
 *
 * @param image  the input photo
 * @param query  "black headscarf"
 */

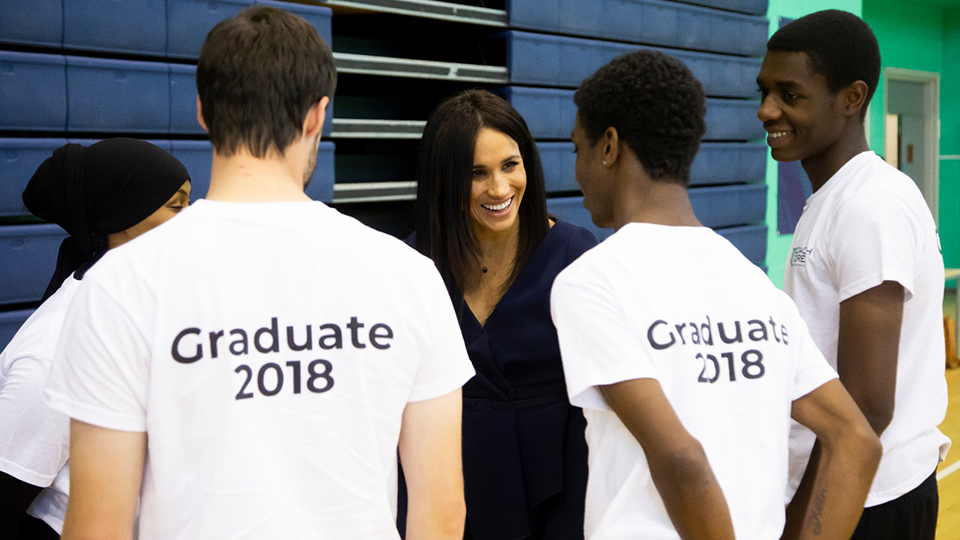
xmin=22 ymin=138 xmax=190 ymax=302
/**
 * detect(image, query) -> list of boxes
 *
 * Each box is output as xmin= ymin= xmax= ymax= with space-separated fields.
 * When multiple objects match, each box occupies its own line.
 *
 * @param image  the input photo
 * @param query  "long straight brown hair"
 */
xmin=414 ymin=90 xmax=549 ymax=298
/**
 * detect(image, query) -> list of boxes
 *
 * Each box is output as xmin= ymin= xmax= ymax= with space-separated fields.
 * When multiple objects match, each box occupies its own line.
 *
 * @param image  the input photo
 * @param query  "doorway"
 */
xmin=884 ymin=68 xmax=940 ymax=221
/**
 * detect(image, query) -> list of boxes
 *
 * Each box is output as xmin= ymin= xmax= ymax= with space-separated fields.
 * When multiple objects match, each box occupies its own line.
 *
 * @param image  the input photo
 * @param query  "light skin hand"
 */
xmin=600 ymin=378 xmax=735 ymax=540
xmin=783 ymin=380 xmax=881 ymax=540
xmin=61 ymin=419 xmax=145 ymax=540
xmin=399 ymin=389 xmax=466 ymax=540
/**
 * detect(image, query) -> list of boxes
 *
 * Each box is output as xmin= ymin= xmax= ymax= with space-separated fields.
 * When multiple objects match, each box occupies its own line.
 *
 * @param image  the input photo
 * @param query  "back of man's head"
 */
xmin=198 ymin=6 xmax=336 ymax=158
xmin=767 ymin=10 xmax=880 ymax=117
xmin=574 ymin=50 xmax=706 ymax=187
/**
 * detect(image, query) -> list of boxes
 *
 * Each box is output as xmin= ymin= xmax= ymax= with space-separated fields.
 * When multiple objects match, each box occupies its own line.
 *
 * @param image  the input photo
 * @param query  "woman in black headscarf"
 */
xmin=0 ymin=138 xmax=191 ymax=539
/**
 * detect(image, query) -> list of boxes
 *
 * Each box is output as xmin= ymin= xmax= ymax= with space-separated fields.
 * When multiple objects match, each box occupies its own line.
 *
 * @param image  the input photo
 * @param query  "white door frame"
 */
xmin=883 ymin=67 xmax=940 ymax=222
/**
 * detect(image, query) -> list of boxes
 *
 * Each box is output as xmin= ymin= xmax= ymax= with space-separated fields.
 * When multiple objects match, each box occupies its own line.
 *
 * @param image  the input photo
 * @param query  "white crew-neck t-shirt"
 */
xmin=46 ymin=200 xmax=474 ymax=539
xmin=0 ymin=277 xmax=80 ymax=534
xmin=784 ymin=151 xmax=950 ymax=507
xmin=552 ymin=223 xmax=837 ymax=540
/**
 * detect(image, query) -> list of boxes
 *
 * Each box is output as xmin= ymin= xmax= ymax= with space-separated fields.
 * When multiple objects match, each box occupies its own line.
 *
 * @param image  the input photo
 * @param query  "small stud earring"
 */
xmin=603 ymin=160 xmax=607 ymax=166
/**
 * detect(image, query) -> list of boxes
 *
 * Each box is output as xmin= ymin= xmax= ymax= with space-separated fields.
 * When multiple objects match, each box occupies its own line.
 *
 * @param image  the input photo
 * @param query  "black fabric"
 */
xmin=401 ymin=221 xmax=596 ymax=540
xmin=850 ymin=470 xmax=939 ymax=540
xmin=18 ymin=514 xmax=60 ymax=540
xmin=0 ymin=471 xmax=45 ymax=539
xmin=22 ymin=138 xmax=190 ymax=301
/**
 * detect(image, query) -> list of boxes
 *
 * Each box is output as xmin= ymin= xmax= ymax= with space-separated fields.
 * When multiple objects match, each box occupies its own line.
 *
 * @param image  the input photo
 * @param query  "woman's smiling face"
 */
xmin=469 ymin=127 xmax=526 ymax=239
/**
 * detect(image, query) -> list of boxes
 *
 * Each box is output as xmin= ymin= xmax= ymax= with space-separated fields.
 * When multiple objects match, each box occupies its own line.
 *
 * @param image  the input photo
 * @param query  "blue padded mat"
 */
xmin=506 ymin=31 xmax=761 ymax=98
xmin=538 ymin=142 xmax=766 ymax=193
xmin=67 ymin=57 xmax=170 ymax=133
xmin=166 ymin=0 xmax=332 ymax=58
xmin=716 ymin=223 xmax=767 ymax=265
xmin=537 ymin=142 xmax=577 ymax=193
xmin=689 ymin=184 xmax=766 ymax=228
xmin=504 ymin=87 xmax=763 ymax=141
xmin=691 ymin=143 xmax=767 ymax=186
xmin=169 ymin=64 xmax=206 ymax=134
xmin=168 ymin=140 xmax=335 ymax=203
xmin=669 ymin=0 xmax=768 ymax=15
xmin=0 ymin=139 xmax=68 ymax=218
xmin=0 ymin=0 xmax=63 ymax=47
xmin=0 ymin=52 xmax=66 ymax=131
xmin=508 ymin=0 xmax=767 ymax=57
xmin=63 ymin=0 xmax=166 ymax=55
xmin=0 ymin=224 xmax=68 ymax=306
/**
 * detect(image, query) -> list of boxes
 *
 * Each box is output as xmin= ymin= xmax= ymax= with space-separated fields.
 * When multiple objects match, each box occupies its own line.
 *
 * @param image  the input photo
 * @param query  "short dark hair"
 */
xmin=415 ymin=90 xmax=549 ymax=294
xmin=574 ymin=50 xmax=706 ymax=187
xmin=197 ymin=6 xmax=336 ymax=157
xmin=767 ymin=10 xmax=880 ymax=117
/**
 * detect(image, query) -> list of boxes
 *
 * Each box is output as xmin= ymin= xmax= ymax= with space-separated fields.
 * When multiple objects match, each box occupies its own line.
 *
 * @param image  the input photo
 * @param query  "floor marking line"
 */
xmin=937 ymin=460 xmax=960 ymax=481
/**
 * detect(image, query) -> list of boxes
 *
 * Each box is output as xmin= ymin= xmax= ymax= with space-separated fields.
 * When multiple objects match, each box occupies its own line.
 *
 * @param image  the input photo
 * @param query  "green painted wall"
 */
xmin=761 ymin=0 xmax=959 ymax=287
xmin=863 ymin=0 xmax=960 ymax=283
xmin=762 ymin=0 xmax=862 ymax=288
xmin=941 ymin=9 xmax=960 ymax=282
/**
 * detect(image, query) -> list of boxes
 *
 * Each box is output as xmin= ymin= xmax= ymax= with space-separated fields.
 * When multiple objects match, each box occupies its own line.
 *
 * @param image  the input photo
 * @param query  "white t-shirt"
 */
xmin=45 ymin=200 xmax=474 ymax=540
xmin=552 ymin=223 xmax=838 ymax=540
xmin=0 ymin=276 xmax=80 ymax=534
xmin=784 ymin=151 xmax=950 ymax=507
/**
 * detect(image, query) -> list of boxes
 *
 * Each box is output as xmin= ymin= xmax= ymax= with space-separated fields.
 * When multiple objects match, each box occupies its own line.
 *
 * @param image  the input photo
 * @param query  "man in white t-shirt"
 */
xmin=758 ymin=11 xmax=950 ymax=539
xmin=553 ymin=49 xmax=881 ymax=540
xmin=44 ymin=7 xmax=473 ymax=540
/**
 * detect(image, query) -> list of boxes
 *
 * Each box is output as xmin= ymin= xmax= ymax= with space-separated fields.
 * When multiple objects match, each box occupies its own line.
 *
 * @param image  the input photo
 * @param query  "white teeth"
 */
xmin=482 ymin=197 xmax=512 ymax=211
xmin=769 ymin=131 xmax=790 ymax=139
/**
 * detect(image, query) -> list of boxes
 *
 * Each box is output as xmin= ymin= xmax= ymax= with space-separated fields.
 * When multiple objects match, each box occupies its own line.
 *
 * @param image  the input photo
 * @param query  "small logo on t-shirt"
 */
xmin=791 ymin=247 xmax=813 ymax=267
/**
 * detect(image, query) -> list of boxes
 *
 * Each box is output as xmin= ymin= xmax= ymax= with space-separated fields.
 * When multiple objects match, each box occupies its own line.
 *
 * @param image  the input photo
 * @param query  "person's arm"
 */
xmin=836 ymin=280 xmax=904 ymax=435
xmin=398 ymin=389 xmax=466 ymax=540
xmin=599 ymin=378 xmax=734 ymax=540
xmin=783 ymin=380 xmax=881 ymax=540
xmin=60 ymin=419 xmax=145 ymax=540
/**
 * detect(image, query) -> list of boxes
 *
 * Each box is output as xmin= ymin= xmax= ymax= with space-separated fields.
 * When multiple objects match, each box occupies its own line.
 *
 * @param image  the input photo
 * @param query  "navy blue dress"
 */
xmin=408 ymin=220 xmax=597 ymax=540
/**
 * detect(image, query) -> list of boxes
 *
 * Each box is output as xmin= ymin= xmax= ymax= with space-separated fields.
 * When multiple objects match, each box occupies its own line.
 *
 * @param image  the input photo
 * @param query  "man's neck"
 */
xmin=801 ymin=126 xmax=871 ymax=192
xmin=205 ymin=148 xmax=312 ymax=202
xmin=613 ymin=170 xmax=702 ymax=230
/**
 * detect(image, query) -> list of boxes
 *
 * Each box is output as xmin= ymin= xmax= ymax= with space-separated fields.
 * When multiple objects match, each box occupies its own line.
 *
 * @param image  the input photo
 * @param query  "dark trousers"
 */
xmin=850 ymin=470 xmax=939 ymax=540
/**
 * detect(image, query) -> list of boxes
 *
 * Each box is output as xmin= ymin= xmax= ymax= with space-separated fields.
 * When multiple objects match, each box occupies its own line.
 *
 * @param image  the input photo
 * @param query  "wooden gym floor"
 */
xmin=938 ymin=291 xmax=959 ymax=539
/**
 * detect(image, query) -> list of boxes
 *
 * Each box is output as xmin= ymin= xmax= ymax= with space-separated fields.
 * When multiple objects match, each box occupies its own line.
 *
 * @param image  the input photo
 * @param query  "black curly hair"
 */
xmin=573 ymin=49 xmax=706 ymax=187
xmin=767 ymin=10 xmax=880 ymax=119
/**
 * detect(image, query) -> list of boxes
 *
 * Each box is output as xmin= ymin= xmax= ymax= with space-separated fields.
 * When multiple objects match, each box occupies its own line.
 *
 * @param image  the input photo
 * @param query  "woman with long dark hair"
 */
xmin=0 ymin=138 xmax=191 ymax=539
xmin=412 ymin=90 xmax=596 ymax=540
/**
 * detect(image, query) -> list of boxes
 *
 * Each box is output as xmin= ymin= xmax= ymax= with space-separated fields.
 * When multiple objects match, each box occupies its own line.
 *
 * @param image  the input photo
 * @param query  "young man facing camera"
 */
xmin=44 ymin=7 xmax=472 ymax=540
xmin=551 ymin=50 xmax=881 ymax=540
xmin=758 ymin=11 xmax=950 ymax=539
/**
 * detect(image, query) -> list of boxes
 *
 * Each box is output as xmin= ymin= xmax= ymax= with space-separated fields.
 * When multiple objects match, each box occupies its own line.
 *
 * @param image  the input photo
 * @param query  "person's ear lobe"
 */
xmin=841 ymin=81 xmax=869 ymax=118
xmin=303 ymin=96 xmax=330 ymax=139
xmin=603 ymin=127 xmax=620 ymax=166
xmin=196 ymin=96 xmax=209 ymax=133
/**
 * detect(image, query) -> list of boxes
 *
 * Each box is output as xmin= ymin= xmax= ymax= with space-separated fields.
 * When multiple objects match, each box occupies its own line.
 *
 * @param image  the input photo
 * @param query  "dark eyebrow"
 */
xmin=502 ymin=154 xmax=521 ymax=163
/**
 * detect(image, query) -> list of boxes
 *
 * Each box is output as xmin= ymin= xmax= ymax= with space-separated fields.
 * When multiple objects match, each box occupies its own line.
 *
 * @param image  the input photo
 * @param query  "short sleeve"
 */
xmin=788 ymin=310 xmax=839 ymax=401
xmin=829 ymin=190 xmax=922 ymax=302
xmin=407 ymin=265 xmax=474 ymax=402
xmin=0 ymin=356 xmax=68 ymax=486
xmin=551 ymin=268 xmax=656 ymax=411
xmin=44 ymin=280 xmax=151 ymax=432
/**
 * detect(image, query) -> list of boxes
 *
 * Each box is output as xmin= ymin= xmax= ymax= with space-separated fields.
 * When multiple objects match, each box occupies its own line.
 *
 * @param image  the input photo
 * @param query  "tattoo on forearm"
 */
xmin=809 ymin=485 xmax=827 ymax=535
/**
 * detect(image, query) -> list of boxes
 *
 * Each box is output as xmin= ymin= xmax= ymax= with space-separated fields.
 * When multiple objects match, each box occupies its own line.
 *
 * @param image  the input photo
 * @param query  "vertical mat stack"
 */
xmin=0 ymin=0 xmax=334 ymax=349
xmin=317 ymin=0 xmax=768 ymax=261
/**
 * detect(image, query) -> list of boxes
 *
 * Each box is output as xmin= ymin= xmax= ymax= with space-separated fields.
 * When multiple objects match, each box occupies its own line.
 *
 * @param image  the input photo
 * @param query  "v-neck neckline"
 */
xmin=463 ymin=221 xmax=562 ymax=329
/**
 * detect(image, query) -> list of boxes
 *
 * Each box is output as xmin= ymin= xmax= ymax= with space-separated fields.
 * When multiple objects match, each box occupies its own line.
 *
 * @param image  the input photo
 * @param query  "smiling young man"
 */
xmin=757 ymin=10 xmax=950 ymax=540
xmin=42 ymin=6 xmax=473 ymax=540
xmin=551 ymin=49 xmax=880 ymax=540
